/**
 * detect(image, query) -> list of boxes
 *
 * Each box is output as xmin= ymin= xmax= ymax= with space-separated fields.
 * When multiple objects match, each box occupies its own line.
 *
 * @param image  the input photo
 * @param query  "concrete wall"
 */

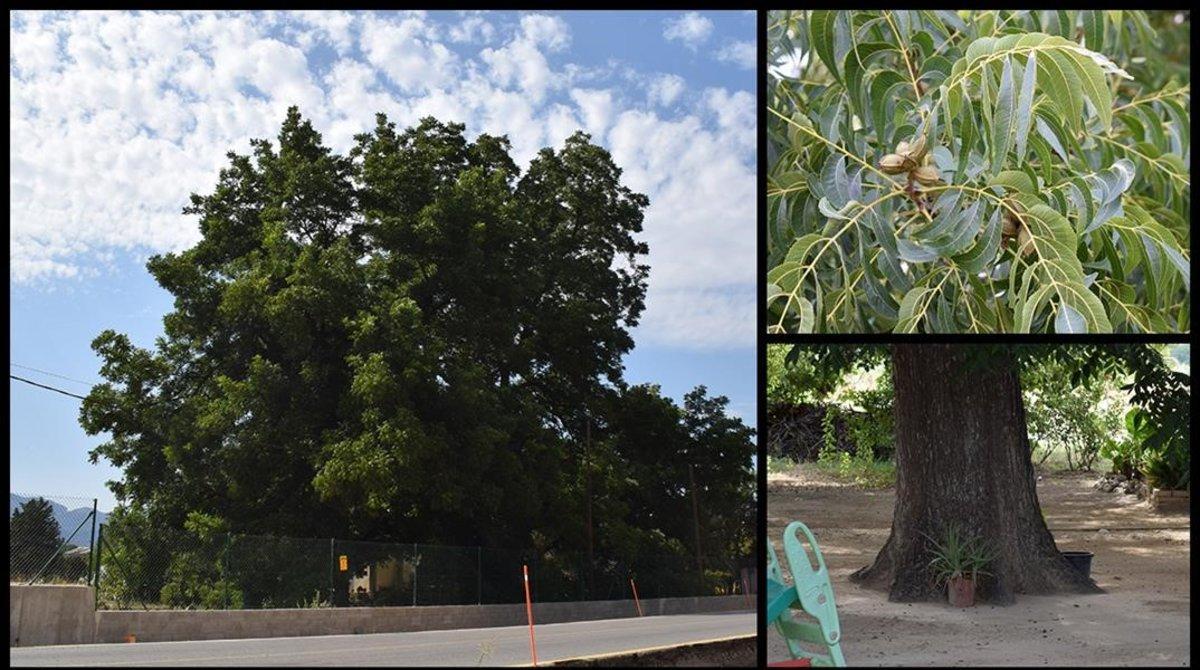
xmin=10 ymin=585 xmax=96 ymax=647
xmin=93 ymin=595 xmax=749 ymax=645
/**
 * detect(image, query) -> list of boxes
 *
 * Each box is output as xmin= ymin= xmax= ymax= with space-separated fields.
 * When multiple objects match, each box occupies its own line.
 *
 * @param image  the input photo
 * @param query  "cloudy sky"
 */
xmin=9 ymin=10 xmax=756 ymax=508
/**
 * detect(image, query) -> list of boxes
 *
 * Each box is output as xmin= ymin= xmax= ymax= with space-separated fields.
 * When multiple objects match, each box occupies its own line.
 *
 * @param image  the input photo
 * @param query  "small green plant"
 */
xmin=1143 ymin=449 xmax=1189 ymax=490
xmin=814 ymin=442 xmax=896 ymax=488
xmin=300 ymin=589 xmax=330 ymax=609
xmin=767 ymin=455 xmax=800 ymax=474
xmin=924 ymin=525 xmax=996 ymax=587
xmin=843 ymin=386 xmax=895 ymax=460
xmin=821 ymin=405 xmax=839 ymax=455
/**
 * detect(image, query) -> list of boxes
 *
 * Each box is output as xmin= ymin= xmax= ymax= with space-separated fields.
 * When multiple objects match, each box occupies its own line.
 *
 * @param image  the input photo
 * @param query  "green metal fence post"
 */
xmin=412 ymin=543 xmax=417 ymax=607
xmin=88 ymin=498 xmax=98 ymax=585
xmin=477 ymin=546 xmax=482 ymax=606
xmin=223 ymin=534 xmax=232 ymax=609
xmin=93 ymin=523 xmax=104 ymax=611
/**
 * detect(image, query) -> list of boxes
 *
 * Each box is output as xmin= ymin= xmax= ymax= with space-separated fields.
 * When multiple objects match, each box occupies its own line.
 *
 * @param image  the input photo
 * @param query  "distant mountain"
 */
xmin=9 ymin=494 xmax=110 ymax=547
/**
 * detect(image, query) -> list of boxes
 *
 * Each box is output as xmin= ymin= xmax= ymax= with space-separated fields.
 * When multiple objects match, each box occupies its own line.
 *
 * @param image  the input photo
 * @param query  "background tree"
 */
xmin=767 ymin=10 xmax=1190 ymax=333
xmin=784 ymin=343 xmax=1188 ymax=604
xmin=10 ymin=497 xmax=63 ymax=580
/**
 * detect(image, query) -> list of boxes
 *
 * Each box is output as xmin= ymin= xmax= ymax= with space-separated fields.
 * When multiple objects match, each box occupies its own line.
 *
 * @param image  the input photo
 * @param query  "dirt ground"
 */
xmin=767 ymin=466 xmax=1190 ymax=666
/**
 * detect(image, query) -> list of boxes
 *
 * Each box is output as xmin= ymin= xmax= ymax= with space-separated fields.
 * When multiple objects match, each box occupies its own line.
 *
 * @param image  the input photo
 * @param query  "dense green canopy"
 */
xmin=80 ymin=109 xmax=754 ymax=581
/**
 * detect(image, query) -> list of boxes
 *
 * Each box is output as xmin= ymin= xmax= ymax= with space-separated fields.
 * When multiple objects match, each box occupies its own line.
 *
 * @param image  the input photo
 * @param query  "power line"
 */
xmin=9 ymin=375 xmax=88 ymax=400
xmin=10 ymin=363 xmax=97 ymax=388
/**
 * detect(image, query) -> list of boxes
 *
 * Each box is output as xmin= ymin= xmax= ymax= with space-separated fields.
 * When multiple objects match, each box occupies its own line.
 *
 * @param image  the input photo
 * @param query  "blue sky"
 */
xmin=9 ymin=10 xmax=757 ymax=511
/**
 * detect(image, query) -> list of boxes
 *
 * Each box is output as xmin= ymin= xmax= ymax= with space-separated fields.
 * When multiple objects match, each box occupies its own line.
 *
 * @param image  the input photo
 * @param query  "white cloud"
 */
xmin=479 ymin=15 xmax=570 ymax=104
xmin=569 ymin=88 xmax=614 ymax=139
xmin=288 ymin=11 xmax=357 ymax=54
xmin=448 ymin=12 xmax=495 ymax=44
xmin=359 ymin=13 xmax=456 ymax=93
xmin=635 ymin=286 xmax=756 ymax=350
xmin=715 ymin=39 xmax=756 ymax=70
xmin=662 ymin=12 xmax=713 ymax=50
xmin=703 ymin=88 xmax=756 ymax=154
xmin=646 ymin=73 xmax=685 ymax=107
xmin=519 ymin=14 xmax=570 ymax=51
xmin=9 ymin=10 xmax=755 ymax=351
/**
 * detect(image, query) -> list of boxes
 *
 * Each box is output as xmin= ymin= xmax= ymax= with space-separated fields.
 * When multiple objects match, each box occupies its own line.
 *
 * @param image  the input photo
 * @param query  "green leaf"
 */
xmin=1017 ymin=284 xmax=1056 ymax=331
xmin=991 ymin=170 xmax=1036 ymax=195
xmin=897 ymin=238 xmax=942 ymax=264
xmin=955 ymin=96 xmax=977 ymax=181
xmin=990 ymin=56 xmax=1016 ymax=175
xmin=1041 ymin=50 xmax=1085 ymax=129
xmin=895 ymin=287 xmax=932 ymax=332
xmin=870 ymin=70 xmax=910 ymax=143
xmin=1054 ymin=303 xmax=1086 ymax=333
xmin=810 ymin=11 xmax=843 ymax=81
xmin=1082 ymin=10 xmax=1104 ymax=52
xmin=1060 ymin=49 xmax=1113 ymax=129
xmin=1013 ymin=52 xmax=1037 ymax=165
xmin=953 ymin=208 xmax=1002 ymax=275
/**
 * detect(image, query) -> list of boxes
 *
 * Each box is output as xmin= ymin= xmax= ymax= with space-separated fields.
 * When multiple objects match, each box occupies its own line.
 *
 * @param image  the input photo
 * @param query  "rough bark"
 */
xmin=849 ymin=344 xmax=1102 ymax=604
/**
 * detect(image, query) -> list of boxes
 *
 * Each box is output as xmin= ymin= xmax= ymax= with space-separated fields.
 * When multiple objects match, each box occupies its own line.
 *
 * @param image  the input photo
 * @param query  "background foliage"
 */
xmin=767 ymin=344 xmax=1189 ymax=488
xmin=768 ymin=10 xmax=1190 ymax=333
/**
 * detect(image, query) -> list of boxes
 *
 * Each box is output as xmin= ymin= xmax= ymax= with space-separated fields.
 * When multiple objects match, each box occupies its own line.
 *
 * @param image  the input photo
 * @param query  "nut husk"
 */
xmin=896 ymin=134 xmax=928 ymax=163
xmin=879 ymin=153 xmax=913 ymax=174
xmin=1016 ymin=221 xmax=1035 ymax=257
xmin=1002 ymin=215 xmax=1019 ymax=238
xmin=912 ymin=165 xmax=942 ymax=185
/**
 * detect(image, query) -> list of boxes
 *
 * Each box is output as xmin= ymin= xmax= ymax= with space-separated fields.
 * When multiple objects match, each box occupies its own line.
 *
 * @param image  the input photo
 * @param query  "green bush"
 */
xmin=842 ymin=383 xmax=896 ymax=460
xmin=1023 ymin=357 xmax=1126 ymax=471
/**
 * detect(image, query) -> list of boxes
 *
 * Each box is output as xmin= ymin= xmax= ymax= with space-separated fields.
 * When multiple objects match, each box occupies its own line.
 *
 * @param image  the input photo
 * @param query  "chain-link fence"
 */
xmin=9 ymin=493 xmax=100 ymax=585
xmin=94 ymin=523 xmax=753 ymax=610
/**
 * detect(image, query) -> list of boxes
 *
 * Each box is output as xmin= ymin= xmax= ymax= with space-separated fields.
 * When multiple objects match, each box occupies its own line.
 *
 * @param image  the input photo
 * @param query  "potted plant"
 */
xmin=1143 ymin=449 xmax=1190 ymax=513
xmin=925 ymin=525 xmax=996 ymax=608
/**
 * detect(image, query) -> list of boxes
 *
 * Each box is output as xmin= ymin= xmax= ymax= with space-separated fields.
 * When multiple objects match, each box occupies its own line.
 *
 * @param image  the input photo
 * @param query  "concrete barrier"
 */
xmin=94 ymin=595 xmax=749 ymax=644
xmin=544 ymin=634 xmax=757 ymax=666
xmin=10 ymin=585 xmax=96 ymax=647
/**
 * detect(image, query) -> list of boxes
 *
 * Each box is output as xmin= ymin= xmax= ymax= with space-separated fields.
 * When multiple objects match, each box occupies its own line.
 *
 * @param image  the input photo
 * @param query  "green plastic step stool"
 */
xmin=767 ymin=521 xmax=846 ymax=667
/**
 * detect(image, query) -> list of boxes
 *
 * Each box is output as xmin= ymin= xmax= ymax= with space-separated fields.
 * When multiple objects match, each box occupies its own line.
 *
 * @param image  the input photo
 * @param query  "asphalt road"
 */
xmin=10 ymin=611 xmax=755 ymax=666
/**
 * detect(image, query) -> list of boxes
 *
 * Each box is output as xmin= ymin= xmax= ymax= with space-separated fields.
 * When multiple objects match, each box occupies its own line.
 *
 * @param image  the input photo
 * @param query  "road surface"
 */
xmin=10 ymin=611 xmax=755 ymax=666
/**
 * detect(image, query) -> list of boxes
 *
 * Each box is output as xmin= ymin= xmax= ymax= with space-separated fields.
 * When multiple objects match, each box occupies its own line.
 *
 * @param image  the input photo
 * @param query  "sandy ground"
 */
xmin=767 ymin=466 xmax=1190 ymax=666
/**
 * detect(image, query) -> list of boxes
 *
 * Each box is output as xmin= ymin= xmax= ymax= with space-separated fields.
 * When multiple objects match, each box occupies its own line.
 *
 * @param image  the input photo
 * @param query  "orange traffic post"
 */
xmin=629 ymin=577 xmax=643 ymax=617
xmin=523 ymin=564 xmax=538 ymax=666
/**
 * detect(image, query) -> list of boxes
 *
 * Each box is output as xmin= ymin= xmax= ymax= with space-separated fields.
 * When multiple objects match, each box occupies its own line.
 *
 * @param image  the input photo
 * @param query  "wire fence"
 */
xmin=92 ymin=523 xmax=755 ymax=611
xmin=9 ymin=493 xmax=100 ymax=585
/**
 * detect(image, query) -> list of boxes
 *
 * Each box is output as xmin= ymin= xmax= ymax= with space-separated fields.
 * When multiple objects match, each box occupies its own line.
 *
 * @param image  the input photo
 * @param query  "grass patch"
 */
xmin=767 ymin=455 xmax=800 ymax=475
xmin=813 ymin=450 xmax=896 ymax=489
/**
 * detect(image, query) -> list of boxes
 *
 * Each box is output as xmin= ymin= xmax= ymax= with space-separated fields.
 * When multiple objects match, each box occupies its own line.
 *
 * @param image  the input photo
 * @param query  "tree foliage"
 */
xmin=10 ymin=498 xmax=64 ymax=580
xmin=79 ymin=108 xmax=754 ymax=591
xmin=779 ymin=343 xmax=1190 ymax=485
xmin=768 ymin=10 xmax=1190 ymax=333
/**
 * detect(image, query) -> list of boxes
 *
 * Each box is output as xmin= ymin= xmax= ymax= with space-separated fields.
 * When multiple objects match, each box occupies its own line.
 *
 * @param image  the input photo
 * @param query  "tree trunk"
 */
xmin=849 ymin=344 xmax=1102 ymax=604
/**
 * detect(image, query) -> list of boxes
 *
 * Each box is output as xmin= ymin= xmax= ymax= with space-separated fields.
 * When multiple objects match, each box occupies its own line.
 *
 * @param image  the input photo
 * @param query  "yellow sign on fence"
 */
xmin=339 ymin=555 xmax=348 ymax=572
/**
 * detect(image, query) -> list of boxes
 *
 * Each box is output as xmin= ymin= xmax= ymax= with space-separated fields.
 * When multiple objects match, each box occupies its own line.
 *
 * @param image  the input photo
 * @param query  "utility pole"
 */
xmin=688 ymin=463 xmax=704 ymax=582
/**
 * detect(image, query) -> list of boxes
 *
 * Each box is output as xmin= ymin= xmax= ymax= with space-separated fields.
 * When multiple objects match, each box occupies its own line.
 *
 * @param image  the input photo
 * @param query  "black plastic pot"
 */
xmin=1062 ymin=551 xmax=1094 ymax=577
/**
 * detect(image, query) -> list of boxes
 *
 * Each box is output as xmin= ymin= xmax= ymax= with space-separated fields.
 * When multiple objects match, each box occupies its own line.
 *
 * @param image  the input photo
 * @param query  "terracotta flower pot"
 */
xmin=947 ymin=575 xmax=975 ymax=607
